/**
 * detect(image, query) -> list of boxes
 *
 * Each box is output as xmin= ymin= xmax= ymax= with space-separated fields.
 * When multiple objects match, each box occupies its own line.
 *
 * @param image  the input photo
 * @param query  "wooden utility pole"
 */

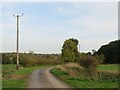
xmin=13 ymin=13 xmax=23 ymax=70
xmin=78 ymin=41 xmax=80 ymax=53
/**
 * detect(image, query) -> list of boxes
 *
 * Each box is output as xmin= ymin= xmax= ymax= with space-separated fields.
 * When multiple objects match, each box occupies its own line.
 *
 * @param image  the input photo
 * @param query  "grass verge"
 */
xmin=50 ymin=64 xmax=119 ymax=88
xmin=2 ymin=64 xmax=52 ymax=88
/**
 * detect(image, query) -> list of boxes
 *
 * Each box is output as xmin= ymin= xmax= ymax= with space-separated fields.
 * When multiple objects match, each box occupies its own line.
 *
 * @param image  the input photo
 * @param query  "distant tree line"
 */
xmin=2 ymin=53 xmax=61 ymax=67
xmin=2 ymin=38 xmax=119 ymax=67
xmin=97 ymin=40 xmax=120 ymax=64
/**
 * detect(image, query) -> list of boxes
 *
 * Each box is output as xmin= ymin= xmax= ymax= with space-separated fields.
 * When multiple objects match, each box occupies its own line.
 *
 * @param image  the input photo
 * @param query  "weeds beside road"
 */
xmin=2 ymin=64 xmax=52 ymax=88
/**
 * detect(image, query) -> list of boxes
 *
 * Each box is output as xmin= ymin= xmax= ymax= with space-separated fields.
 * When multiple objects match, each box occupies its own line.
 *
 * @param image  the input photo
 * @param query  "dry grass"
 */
xmin=57 ymin=63 xmax=84 ymax=77
xmin=57 ymin=63 xmax=82 ymax=69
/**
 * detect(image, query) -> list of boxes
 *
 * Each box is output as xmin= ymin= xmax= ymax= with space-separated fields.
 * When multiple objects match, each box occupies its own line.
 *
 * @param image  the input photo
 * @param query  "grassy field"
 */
xmin=0 ymin=64 xmax=2 ymax=90
xmin=2 ymin=64 xmax=52 ymax=88
xmin=97 ymin=64 xmax=118 ymax=72
xmin=50 ymin=64 xmax=119 ymax=88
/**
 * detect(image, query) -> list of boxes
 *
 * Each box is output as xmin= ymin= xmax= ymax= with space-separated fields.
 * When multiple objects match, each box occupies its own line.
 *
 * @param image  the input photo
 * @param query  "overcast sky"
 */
xmin=1 ymin=1 xmax=118 ymax=54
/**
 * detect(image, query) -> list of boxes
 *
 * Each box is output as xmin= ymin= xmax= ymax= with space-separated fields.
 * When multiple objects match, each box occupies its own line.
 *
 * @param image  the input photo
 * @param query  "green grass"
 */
xmin=2 ymin=64 xmax=119 ymax=88
xmin=97 ymin=64 xmax=118 ymax=72
xmin=50 ymin=67 xmax=119 ymax=88
xmin=65 ymin=80 xmax=118 ymax=88
xmin=2 ymin=80 xmax=25 ymax=88
xmin=0 ymin=64 xmax=2 ymax=90
xmin=2 ymin=64 xmax=52 ymax=88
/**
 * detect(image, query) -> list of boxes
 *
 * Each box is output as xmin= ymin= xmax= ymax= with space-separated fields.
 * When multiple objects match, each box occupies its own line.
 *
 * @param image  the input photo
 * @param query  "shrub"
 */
xmin=79 ymin=56 xmax=99 ymax=76
xmin=94 ymin=54 xmax=105 ymax=64
xmin=2 ymin=53 xmax=61 ymax=67
xmin=19 ymin=54 xmax=61 ymax=67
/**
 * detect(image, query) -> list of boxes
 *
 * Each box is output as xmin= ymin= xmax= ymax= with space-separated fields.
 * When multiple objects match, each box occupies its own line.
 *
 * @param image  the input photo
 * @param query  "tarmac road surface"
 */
xmin=27 ymin=68 xmax=72 ymax=88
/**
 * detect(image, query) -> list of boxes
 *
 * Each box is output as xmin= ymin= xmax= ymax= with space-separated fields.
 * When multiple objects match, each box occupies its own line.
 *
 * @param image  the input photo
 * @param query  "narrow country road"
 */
xmin=27 ymin=68 xmax=72 ymax=88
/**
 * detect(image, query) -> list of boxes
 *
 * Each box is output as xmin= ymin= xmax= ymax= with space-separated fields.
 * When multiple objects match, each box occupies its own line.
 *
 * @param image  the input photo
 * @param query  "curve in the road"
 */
xmin=27 ymin=68 xmax=72 ymax=88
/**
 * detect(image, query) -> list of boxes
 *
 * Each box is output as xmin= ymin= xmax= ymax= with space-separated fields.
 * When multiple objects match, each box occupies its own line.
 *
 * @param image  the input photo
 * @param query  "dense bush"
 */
xmin=79 ymin=56 xmax=99 ymax=76
xmin=19 ymin=54 xmax=62 ymax=67
xmin=2 ymin=53 xmax=16 ymax=64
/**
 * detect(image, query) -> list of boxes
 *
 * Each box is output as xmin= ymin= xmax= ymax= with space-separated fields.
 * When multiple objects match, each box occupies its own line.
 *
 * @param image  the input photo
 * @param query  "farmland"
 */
xmin=97 ymin=64 xmax=118 ymax=72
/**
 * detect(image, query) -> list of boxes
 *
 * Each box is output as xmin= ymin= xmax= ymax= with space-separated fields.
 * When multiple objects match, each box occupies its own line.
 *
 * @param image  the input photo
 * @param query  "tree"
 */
xmin=61 ymin=38 xmax=79 ymax=62
xmin=86 ymin=52 xmax=92 ymax=56
xmin=29 ymin=50 xmax=34 ymax=54
xmin=92 ymin=49 xmax=97 ymax=55
xmin=97 ymin=40 xmax=120 ymax=64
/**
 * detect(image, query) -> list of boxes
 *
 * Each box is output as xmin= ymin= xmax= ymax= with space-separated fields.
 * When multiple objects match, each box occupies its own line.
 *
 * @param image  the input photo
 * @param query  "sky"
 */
xmin=1 ymin=1 xmax=118 ymax=54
